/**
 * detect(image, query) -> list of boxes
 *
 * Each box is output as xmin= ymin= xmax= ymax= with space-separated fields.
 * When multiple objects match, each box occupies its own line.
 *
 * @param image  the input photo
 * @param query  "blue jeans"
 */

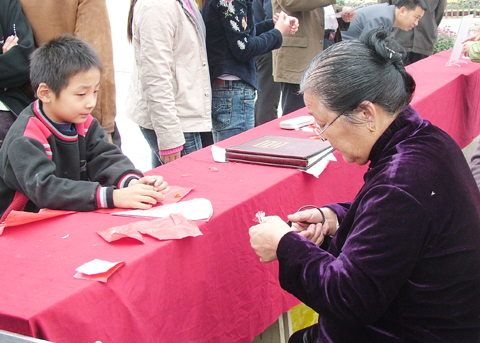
xmin=139 ymin=127 xmax=203 ymax=168
xmin=211 ymin=80 xmax=255 ymax=142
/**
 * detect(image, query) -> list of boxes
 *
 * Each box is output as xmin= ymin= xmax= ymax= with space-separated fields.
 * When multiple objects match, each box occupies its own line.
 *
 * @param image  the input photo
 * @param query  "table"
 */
xmin=0 ymin=50 xmax=479 ymax=343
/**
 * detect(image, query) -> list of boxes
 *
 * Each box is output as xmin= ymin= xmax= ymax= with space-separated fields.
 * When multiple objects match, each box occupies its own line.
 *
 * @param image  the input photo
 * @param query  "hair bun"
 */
xmin=359 ymin=27 xmax=405 ymax=69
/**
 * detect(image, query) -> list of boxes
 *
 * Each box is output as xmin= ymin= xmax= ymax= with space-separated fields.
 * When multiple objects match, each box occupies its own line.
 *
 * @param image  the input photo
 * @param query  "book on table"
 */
xmin=225 ymin=135 xmax=334 ymax=170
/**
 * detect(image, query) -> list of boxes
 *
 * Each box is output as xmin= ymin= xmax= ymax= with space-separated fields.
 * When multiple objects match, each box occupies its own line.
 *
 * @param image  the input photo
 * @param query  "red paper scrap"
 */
xmin=134 ymin=213 xmax=202 ymax=241
xmin=74 ymin=259 xmax=125 ymax=283
xmin=0 ymin=209 xmax=76 ymax=235
xmin=97 ymin=225 xmax=145 ymax=243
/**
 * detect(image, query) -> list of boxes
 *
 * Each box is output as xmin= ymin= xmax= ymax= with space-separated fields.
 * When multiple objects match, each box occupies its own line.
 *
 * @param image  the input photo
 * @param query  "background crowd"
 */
xmin=3 ymin=0 xmax=480 ymax=342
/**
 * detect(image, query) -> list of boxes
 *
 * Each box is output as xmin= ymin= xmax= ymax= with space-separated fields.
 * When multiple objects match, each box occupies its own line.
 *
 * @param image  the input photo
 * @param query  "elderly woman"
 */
xmin=249 ymin=28 xmax=480 ymax=342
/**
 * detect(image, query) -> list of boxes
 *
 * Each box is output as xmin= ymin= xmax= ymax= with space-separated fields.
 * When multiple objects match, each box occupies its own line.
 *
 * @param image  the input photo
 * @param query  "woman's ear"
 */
xmin=355 ymin=101 xmax=376 ymax=121
xmin=36 ymin=83 xmax=53 ymax=103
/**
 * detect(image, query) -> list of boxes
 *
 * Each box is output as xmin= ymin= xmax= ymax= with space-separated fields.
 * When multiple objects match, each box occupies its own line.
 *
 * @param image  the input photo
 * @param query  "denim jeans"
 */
xmin=211 ymin=80 xmax=255 ymax=142
xmin=139 ymin=127 xmax=203 ymax=168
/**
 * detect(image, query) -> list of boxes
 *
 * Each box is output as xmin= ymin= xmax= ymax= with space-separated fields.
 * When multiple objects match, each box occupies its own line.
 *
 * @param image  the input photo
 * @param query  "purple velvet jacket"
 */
xmin=278 ymin=105 xmax=480 ymax=342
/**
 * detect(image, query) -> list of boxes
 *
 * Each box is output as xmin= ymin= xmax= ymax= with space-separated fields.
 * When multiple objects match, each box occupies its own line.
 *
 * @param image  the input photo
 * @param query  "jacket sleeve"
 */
xmin=217 ymin=0 xmax=282 ymax=62
xmin=471 ymin=138 xmax=480 ymax=187
xmin=435 ymin=0 xmax=447 ymax=26
xmin=277 ymin=185 xmax=428 ymax=325
xmin=136 ymin=0 xmax=185 ymax=151
xmin=84 ymin=119 xmax=143 ymax=188
xmin=277 ymin=0 xmax=334 ymax=13
xmin=255 ymin=19 xmax=274 ymax=36
xmin=469 ymin=41 xmax=480 ymax=63
xmin=3 ymin=135 xmax=112 ymax=211
xmin=0 ymin=0 xmax=34 ymax=89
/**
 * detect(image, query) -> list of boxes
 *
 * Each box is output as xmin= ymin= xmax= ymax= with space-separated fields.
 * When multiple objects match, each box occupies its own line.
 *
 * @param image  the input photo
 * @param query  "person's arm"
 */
xmin=0 ymin=0 xmax=34 ymax=89
xmin=435 ymin=0 xmax=447 ymax=26
xmin=83 ymin=118 xmax=143 ymax=187
xmin=277 ymin=185 xmax=427 ymax=325
xmin=471 ymin=139 xmax=480 ymax=190
xmin=217 ymin=0 xmax=283 ymax=62
xmin=3 ymin=135 xmax=113 ymax=211
xmin=75 ymin=0 xmax=117 ymax=135
xmin=136 ymin=2 xmax=185 ymax=153
xmin=277 ymin=0 xmax=333 ymax=13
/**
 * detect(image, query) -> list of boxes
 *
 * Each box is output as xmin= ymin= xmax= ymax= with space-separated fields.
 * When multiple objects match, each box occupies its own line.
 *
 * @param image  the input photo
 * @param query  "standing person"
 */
xmin=0 ymin=0 xmax=34 ymax=149
xmin=250 ymin=28 xmax=480 ymax=342
xmin=126 ymin=0 xmax=212 ymax=168
xmin=381 ymin=0 xmax=446 ymax=65
xmin=253 ymin=0 xmax=281 ymax=126
xmin=342 ymin=0 xmax=426 ymax=41
xmin=19 ymin=0 xmax=122 ymax=147
xmin=203 ymin=0 xmax=299 ymax=142
xmin=272 ymin=0 xmax=355 ymax=116
xmin=463 ymin=31 xmax=480 ymax=192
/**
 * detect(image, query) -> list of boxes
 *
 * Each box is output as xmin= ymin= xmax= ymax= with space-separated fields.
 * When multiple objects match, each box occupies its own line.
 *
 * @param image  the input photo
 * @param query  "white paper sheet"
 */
xmin=113 ymin=198 xmax=213 ymax=221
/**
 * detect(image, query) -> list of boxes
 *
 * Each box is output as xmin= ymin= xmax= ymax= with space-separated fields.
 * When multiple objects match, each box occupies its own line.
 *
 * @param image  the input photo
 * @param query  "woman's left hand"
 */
xmin=249 ymin=216 xmax=293 ymax=263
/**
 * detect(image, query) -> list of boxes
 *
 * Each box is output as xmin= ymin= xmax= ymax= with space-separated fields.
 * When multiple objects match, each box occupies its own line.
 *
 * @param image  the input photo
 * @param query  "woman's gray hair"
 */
xmin=300 ymin=28 xmax=415 ymax=122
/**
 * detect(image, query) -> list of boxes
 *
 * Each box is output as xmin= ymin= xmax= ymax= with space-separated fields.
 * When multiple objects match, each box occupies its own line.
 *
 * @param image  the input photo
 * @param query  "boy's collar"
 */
xmin=33 ymin=100 xmax=78 ymax=141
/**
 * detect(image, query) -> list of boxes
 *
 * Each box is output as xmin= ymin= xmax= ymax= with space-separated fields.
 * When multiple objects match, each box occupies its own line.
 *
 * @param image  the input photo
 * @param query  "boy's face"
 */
xmin=41 ymin=68 xmax=101 ymax=124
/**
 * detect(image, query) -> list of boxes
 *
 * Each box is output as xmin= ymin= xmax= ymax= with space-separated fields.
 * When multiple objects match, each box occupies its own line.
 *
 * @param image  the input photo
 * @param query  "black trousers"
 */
xmin=280 ymin=82 xmax=305 ymax=116
xmin=255 ymin=51 xmax=281 ymax=126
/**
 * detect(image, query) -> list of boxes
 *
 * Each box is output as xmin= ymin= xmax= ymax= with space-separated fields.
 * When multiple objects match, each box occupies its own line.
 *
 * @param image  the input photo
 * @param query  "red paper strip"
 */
xmin=0 ymin=209 xmax=76 ymax=235
xmin=97 ymin=225 xmax=145 ymax=243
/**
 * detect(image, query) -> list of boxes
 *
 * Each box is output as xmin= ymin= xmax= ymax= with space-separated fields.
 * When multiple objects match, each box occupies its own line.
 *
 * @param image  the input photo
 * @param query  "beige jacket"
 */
xmin=19 ymin=0 xmax=117 ymax=134
xmin=272 ymin=0 xmax=335 ymax=85
xmin=125 ymin=0 xmax=212 ymax=151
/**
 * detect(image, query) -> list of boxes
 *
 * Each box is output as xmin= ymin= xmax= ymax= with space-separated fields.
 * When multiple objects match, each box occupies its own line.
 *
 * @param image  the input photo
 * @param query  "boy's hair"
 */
xmin=30 ymin=34 xmax=103 ymax=97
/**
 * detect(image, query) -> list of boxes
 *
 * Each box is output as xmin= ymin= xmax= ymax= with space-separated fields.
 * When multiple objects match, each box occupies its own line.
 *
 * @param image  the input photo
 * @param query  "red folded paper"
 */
xmin=96 ymin=213 xmax=202 ymax=243
xmin=97 ymin=225 xmax=145 ymax=243
xmin=0 ymin=209 xmax=76 ymax=235
xmin=74 ymin=259 xmax=126 ymax=283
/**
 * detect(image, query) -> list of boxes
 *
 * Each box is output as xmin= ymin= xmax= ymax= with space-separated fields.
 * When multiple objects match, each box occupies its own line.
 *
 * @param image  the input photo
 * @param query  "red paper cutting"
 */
xmin=97 ymin=225 xmax=145 ymax=243
xmin=134 ymin=213 xmax=202 ymax=241
xmin=74 ymin=260 xmax=126 ymax=283
xmin=0 ymin=209 xmax=76 ymax=235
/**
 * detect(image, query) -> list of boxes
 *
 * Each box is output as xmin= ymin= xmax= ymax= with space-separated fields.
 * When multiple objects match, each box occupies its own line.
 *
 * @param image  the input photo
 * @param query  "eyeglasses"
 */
xmin=314 ymin=114 xmax=342 ymax=141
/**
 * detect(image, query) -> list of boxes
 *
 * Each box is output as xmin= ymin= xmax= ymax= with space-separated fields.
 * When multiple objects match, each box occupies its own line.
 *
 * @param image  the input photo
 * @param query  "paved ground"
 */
xmin=105 ymin=0 xmax=465 ymax=172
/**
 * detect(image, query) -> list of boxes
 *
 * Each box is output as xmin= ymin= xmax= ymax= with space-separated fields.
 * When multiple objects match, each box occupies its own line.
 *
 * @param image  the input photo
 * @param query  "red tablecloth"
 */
xmin=0 ymin=50 xmax=479 ymax=343
xmin=407 ymin=50 xmax=480 ymax=149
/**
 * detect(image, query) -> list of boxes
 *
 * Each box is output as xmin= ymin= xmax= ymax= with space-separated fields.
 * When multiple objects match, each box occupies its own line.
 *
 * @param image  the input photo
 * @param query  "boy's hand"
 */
xmin=2 ymin=35 xmax=18 ymax=53
xmin=129 ymin=175 xmax=170 ymax=193
xmin=113 ymin=184 xmax=165 ymax=209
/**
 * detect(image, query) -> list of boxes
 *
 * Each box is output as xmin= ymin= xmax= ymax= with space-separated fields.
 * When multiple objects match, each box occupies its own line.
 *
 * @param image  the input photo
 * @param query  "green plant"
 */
xmin=434 ymin=26 xmax=457 ymax=53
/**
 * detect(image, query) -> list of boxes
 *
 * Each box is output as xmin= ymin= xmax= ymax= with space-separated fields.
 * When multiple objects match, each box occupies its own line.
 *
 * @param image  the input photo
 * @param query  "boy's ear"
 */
xmin=37 ymin=83 xmax=53 ymax=103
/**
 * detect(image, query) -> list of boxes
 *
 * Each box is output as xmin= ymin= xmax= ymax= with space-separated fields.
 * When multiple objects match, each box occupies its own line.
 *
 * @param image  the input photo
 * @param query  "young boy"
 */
xmin=0 ymin=35 xmax=169 ymax=221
